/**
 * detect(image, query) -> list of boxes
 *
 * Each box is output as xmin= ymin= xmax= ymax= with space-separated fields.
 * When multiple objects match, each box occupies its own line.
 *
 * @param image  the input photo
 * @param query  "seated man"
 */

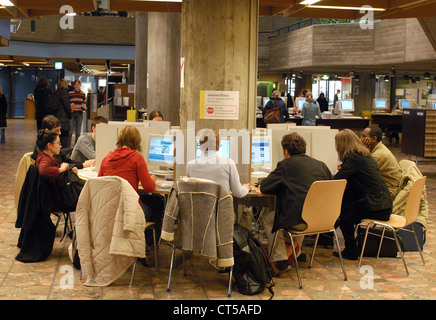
xmin=260 ymin=132 xmax=332 ymax=275
xmin=71 ymin=116 xmax=108 ymax=163
xmin=361 ymin=125 xmax=402 ymax=200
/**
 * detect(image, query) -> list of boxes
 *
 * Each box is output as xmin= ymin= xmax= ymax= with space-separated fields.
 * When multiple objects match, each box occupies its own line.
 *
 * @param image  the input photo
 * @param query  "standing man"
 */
xmin=69 ymin=80 xmax=87 ymax=145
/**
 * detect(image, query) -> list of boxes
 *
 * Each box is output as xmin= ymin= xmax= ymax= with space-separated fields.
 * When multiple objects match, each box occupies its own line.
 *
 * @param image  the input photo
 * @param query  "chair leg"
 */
xmin=376 ymin=226 xmax=386 ymax=259
xmin=167 ymin=244 xmax=176 ymax=292
xmin=286 ymin=231 xmax=302 ymax=289
xmin=333 ymin=229 xmax=347 ymax=281
xmin=309 ymin=233 xmax=320 ymax=268
xmin=227 ymin=266 xmax=233 ymax=297
xmin=152 ymin=227 xmax=158 ymax=271
xmin=411 ymin=224 xmax=425 ymax=266
xmin=393 ymin=229 xmax=409 ymax=276
xmin=358 ymin=223 xmax=372 ymax=269
xmin=269 ymin=231 xmax=278 ymax=263
xmin=129 ymin=258 xmax=137 ymax=288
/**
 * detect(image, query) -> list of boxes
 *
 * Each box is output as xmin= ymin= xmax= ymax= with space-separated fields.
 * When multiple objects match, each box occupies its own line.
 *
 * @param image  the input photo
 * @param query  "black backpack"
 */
xmin=233 ymin=224 xmax=275 ymax=298
xmin=55 ymin=170 xmax=85 ymax=212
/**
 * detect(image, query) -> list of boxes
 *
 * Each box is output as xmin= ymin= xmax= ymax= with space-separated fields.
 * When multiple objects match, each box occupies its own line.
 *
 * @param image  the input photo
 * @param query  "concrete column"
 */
xmin=179 ymin=0 xmax=259 ymax=131
xmin=353 ymin=73 xmax=376 ymax=114
xmin=134 ymin=12 xmax=148 ymax=111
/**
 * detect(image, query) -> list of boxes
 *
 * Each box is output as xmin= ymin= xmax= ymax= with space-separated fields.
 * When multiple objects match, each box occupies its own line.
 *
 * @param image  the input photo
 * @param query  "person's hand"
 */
xmin=243 ymin=183 xmax=252 ymax=190
xmin=361 ymin=137 xmax=372 ymax=149
xmin=83 ymin=159 xmax=95 ymax=168
xmin=60 ymin=162 xmax=69 ymax=173
xmin=71 ymin=167 xmax=79 ymax=174
xmin=82 ymin=103 xmax=87 ymax=111
xmin=151 ymin=174 xmax=157 ymax=182
xmin=337 ymin=162 xmax=342 ymax=171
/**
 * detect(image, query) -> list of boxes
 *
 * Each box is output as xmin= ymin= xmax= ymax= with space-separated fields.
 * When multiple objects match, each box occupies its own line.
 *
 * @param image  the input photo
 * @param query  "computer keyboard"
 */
xmin=155 ymin=180 xmax=173 ymax=189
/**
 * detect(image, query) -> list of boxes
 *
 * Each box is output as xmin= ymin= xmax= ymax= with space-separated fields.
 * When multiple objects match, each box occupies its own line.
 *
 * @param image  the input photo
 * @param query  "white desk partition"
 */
xmin=95 ymin=122 xmax=161 ymax=172
xmin=143 ymin=120 xmax=171 ymax=134
xmin=267 ymin=123 xmax=295 ymax=130
xmin=271 ymin=130 xmax=312 ymax=171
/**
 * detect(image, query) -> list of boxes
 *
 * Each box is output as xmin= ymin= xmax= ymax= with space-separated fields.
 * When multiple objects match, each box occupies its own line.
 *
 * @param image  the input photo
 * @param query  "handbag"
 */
xmin=55 ymin=170 xmax=85 ymax=212
xmin=263 ymin=100 xmax=281 ymax=124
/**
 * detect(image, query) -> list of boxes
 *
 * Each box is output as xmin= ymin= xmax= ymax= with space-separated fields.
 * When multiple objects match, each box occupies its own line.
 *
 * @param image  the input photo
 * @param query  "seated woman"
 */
xmin=186 ymin=129 xmax=250 ymax=198
xmin=98 ymin=126 xmax=159 ymax=245
xmin=148 ymin=110 xmax=163 ymax=121
xmin=35 ymin=130 xmax=77 ymax=210
xmin=334 ymin=129 xmax=392 ymax=260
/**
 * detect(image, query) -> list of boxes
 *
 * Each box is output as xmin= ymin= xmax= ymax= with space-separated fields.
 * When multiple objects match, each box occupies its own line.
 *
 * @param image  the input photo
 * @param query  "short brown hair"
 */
xmin=91 ymin=116 xmax=108 ymax=129
xmin=281 ymin=132 xmax=306 ymax=155
xmin=335 ymin=129 xmax=370 ymax=162
xmin=41 ymin=115 xmax=61 ymax=130
xmin=116 ymin=126 xmax=142 ymax=152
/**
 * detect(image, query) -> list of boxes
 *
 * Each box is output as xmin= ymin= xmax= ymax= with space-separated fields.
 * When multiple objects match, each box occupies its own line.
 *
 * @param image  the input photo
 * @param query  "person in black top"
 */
xmin=0 ymin=85 xmax=7 ymax=143
xmin=34 ymin=77 xmax=52 ymax=131
xmin=334 ymin=129 xmax=392 ymax=260
xmin=317 ymin=92 xmax=329 ymax=113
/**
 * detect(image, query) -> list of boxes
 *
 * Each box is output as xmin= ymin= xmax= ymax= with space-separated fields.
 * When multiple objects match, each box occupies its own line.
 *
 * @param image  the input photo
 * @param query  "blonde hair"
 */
xmin=272 ymin=90 xmax=281 ymax=98
xmin=56 ymin=80 xmax=68 ymax=90
xmin=116 ymin=126 xmax=142 ymax=152
xmin=335 ymin=129 xmax=370 ymax=162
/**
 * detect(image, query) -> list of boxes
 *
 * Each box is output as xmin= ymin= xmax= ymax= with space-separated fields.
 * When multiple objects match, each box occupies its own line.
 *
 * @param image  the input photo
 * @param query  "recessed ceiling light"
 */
xmin=300 ymin=0 xmax=321 ymax=4
xmin=308 ymin=5 xmax=385 ymax=11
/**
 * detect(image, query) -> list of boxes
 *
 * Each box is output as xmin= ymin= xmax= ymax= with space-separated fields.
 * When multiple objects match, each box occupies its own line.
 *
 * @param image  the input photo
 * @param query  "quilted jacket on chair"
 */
xmin=75 ymin=176 xmax=146 ymax=286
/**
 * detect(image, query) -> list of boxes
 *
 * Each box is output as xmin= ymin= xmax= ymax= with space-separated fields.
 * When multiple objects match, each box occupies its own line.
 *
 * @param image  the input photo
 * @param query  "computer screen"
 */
xmin=251 ymin=138 xmax=271 ymax=164
xmin=374 ymin=99 xmax=387 ymax=109
xmin=263 ymin=97 xmax=270 ymax=108
xmin=400 ymin=100 xmax=410 ymax=109
xmin=295 ymin=97 xmax=306 ymax=110
xmin=196 ymin=139 xmax=230 ymax=158
xmin=148 ymin=135 xmax=175 ymax=163
xmin=340 ymin=99 xmax=354 ymax=112
xmin=433 ymin=101 xmax=436 ymax=110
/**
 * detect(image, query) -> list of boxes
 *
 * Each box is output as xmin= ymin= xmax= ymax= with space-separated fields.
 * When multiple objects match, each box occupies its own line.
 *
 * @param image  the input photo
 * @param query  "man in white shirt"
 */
xmin=71 ymin=116 xmax=107 ymax=163
xmin=186 ymin=129 xmax=250 ymax=198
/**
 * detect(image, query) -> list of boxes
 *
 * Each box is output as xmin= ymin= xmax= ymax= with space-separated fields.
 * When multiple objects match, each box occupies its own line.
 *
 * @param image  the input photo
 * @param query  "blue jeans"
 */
xmin=302 ymin=119 xmax=316 ymax=126
xmin=69 ymin=112 xmax=83 ymax=145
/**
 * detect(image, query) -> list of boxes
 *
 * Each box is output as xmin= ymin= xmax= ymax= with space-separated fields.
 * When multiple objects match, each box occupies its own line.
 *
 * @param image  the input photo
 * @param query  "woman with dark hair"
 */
xmin=148 ymin=110 xmax=163 ymax=121
xmin=34 ymin=77 xmax=52 ymax=131
xmin=334 ymin=129 xmax=392 ymax=260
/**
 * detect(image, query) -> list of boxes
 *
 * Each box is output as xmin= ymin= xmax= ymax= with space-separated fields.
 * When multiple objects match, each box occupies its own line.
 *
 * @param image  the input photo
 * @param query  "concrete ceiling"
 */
xmin=1 ymin=0 xmax=436 ymax=19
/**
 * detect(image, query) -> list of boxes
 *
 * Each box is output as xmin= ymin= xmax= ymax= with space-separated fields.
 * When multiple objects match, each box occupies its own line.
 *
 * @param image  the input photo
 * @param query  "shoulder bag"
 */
xmin=263 ymin=100 xmax=281 ymax=124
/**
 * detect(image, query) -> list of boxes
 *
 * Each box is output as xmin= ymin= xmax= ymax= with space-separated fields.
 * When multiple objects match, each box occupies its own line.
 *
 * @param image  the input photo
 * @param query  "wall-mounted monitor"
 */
xmin=295 ymin=97 xmax=306 ymax=110
xmin=373 ymin=98 xmax=388 ymax=110
xmin=196 ymin=138 xmax=231 ymax=159
xmin=339 ymin=99 xmax=354 ymax=113
xmin=251 ymin=137 xmax=271 ymax=165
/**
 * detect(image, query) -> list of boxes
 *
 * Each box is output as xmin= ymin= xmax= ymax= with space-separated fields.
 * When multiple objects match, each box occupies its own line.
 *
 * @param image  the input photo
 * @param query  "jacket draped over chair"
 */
xmin=75 ymin=176 xmax=146 ymax=287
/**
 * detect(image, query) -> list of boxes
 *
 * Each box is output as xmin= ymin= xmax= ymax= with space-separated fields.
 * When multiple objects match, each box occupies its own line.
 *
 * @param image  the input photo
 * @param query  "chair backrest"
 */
xmin=301 ymin=179 xmax=347 ymax=233
xmin=403 ymin=176 xmax=426 ymax=226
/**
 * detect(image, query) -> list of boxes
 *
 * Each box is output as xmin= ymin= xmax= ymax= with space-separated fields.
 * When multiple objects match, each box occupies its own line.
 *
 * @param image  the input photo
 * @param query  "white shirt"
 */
xmin=186 ymin=151 xmax=249 ymax=198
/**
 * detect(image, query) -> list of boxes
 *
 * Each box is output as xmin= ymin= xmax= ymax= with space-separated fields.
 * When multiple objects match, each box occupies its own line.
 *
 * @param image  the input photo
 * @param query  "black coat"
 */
xmin=48 ymin=88 xmax=72 ymax=131
xmin=317 ymin=97 xmax=329 ymax=113
xmin=15 ymin=165 xmax=56 ymax=262
xmin=34 ymin=87 xmax=52 ymax=120
xmin=260 ymin=154 xmax=332 ymax=233
xmin=0 ymin=94 xmax=7 ymax=128
xmin=334 ymin=153 xmax=392 ymax=213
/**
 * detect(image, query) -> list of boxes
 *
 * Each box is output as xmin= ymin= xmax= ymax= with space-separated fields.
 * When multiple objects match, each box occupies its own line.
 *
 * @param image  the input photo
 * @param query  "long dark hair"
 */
xmin=36 ymin=77 xmax=49 ymax=89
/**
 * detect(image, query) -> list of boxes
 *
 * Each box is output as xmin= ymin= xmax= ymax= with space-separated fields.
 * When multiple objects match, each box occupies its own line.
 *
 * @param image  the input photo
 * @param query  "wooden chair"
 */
xmin=357 ymin=176 xmax=426 ymax=275
xmin=270 ymin=179 xmax=348 ymax=289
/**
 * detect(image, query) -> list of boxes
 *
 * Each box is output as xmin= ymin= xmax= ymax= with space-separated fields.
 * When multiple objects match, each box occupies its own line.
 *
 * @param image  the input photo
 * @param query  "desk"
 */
xmin=233 ymin=188 xmax=275 ymax=219
xmin=285 ymin=117 xmax=370 ymax=131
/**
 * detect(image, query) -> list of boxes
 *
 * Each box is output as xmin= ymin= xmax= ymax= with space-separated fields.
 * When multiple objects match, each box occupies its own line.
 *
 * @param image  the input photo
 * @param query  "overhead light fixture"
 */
xmin=297 ymin=69 xmax=303 ymax=79
xmin=415 ymin=76 xmax=421 ymax=83
xmin=349 ymin=68 xmax=356 ymax=77
xmin=0 ymin=0 xmax=14 ymax=6
xmin=321 ymin=74 xmax=329 ymax=80
xmin=390 ymin=66 xmax=396 ymax=77
xmin=369 ymin=71 xmax=376 ymax=79
xmin=307 ymin=5 xmax=385 ymax=11
xmin=300 ymin=0 xmax=321 ymax=4
xmin=403 ymin=73 xmax=410 ymax=81
xmin=424 ymin=71 xmax=431 ymax=79
xmin=384 ymin=75 xmax=390 ymax=81
xmin=354 ymin=74 xmax=360 ymax=81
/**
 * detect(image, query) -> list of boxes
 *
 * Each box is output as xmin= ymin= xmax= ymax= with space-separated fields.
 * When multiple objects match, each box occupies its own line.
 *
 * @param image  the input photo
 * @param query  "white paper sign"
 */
xmin=201 ymin=90 xmax=239 ymax=120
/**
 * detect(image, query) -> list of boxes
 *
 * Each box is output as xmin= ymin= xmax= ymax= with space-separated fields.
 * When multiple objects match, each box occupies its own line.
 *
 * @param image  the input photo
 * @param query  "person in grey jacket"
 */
xmin=301 ymin=92 xmax=322 ymax=126
xmin=260 ymin=132 xmax=332 ymax=275
xmin=71 ymin=116 xmax=107 ymax=163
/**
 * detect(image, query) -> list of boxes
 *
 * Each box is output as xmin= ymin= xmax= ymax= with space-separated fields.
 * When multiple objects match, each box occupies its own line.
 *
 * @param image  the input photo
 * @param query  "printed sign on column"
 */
xmin=200 ymin=90 xmax=239 ymax=120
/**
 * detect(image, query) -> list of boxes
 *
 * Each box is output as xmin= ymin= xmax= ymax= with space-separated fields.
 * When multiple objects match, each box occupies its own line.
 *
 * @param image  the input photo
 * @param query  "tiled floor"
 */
xmin=1 ymin=119 xmax=436 ymax=301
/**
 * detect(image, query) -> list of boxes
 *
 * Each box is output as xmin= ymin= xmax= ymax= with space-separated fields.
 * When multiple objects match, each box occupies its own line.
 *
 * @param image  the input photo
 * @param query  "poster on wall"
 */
xmin=200 ymin=90 xmax=239 ymax=120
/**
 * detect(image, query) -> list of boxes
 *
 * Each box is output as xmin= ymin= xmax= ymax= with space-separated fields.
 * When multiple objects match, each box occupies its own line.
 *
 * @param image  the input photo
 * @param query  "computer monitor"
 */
xmin=373 ymin=98 xmax=388 ymax=110
xmin=251 ymin=137 xmax=271 ymax=165
xmin=398 ymin=99 xmax=413 ymax=109
xmin=196 ymin=138 xmax=231 ymax=158
xmin=425 ymin=100 xmax=436 ymax=110
xmin=295 ymin=97 xmax=306 ymax=110
xmin=339 ymin=99 xmax=354 ymax=113
xmin=147 ymin=134 xmax=175 ymax=165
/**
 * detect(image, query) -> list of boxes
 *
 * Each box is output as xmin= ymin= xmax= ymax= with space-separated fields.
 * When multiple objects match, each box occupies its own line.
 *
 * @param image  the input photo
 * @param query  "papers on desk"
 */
xmin=77 ymin=167 xmax=98 ymax=180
